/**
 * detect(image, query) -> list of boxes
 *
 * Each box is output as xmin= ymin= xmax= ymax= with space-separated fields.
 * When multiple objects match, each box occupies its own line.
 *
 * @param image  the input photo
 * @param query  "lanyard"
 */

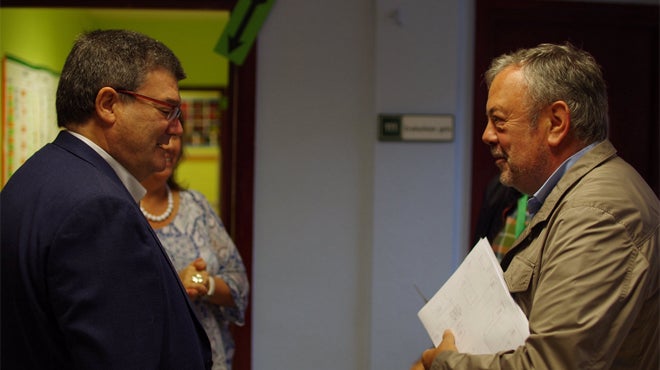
xmin=515 ymin=194 xmax=529 ymax=238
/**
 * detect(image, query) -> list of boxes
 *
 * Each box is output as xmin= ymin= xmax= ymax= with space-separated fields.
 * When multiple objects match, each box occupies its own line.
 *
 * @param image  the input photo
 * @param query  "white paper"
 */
xmin=417 ymin=238 xmax=529 ymax=354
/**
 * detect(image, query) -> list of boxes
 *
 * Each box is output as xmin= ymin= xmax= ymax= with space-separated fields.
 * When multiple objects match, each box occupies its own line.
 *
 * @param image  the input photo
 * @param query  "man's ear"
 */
xmin=547 ymin=100 xmax=570 ymax=147
xmin=95 ymin=87 xmax=120 ymax=126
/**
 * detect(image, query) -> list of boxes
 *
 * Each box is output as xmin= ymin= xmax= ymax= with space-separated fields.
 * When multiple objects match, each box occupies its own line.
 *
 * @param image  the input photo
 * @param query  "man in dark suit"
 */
xmin=473 ymin=175 xmax=522 ymax=246
xmin=473 ymin=175 xmax=528 ymax=262
xmin=1 ymin=30 xmax=212 ymax=369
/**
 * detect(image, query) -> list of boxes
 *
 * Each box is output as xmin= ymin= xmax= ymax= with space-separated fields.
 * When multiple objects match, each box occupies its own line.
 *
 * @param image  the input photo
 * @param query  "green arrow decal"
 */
xmin=215 ymin=0 xmax=276 ymax=65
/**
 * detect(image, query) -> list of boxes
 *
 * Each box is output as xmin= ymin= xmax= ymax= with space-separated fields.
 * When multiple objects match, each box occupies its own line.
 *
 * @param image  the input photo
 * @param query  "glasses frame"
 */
xmin=116 ymin=89 xmax=182 ymax=122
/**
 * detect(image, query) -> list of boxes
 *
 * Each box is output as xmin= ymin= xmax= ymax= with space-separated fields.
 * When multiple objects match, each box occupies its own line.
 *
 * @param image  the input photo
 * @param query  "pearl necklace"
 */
xmin=141 ymin=186 xmax=174 ymax=222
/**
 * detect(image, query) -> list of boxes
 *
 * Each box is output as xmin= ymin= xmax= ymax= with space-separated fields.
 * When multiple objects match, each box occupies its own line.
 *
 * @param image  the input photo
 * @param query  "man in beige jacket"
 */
xmin=414 ymin=42 xmax=659 ymax=369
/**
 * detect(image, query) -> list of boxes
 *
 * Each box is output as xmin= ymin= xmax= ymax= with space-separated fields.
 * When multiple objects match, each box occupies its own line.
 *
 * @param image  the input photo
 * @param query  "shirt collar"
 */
xmin=527 ymin=142 xmax=599 ymax=216
xmin=67 ymin=130 xmax=146 ymax=203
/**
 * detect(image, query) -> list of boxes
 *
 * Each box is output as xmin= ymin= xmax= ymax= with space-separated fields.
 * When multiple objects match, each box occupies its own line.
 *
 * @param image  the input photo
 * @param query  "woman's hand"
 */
xmin=179 ymin=257 xmax=210 ymax=299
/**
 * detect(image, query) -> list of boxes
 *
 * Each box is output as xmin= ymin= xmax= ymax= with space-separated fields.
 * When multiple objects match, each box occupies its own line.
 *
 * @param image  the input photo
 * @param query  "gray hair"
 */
xmin=56 ymin=29 xmax=186 ymax=127
xmin=485 ymin=42 xmax=609 ymax=143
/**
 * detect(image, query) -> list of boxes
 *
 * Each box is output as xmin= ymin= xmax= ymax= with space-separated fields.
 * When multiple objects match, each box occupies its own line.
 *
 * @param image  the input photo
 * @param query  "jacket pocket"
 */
xmin=504 ymin=256 xmax=535 ymax=293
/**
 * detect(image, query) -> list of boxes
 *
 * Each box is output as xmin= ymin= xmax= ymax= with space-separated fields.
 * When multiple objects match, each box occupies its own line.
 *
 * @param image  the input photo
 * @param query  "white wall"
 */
xmin=255 ymin=0 xmax=658 ymax=369
xmin=371 ymin=1 xmax=474 ymax=369
xmin=254 ymin=1 xmax=472 ymax=369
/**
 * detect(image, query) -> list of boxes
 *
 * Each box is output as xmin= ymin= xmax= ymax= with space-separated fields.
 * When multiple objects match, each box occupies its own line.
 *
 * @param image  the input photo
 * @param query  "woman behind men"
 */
xmin=140 ymin=135 xmax=249 ymax=370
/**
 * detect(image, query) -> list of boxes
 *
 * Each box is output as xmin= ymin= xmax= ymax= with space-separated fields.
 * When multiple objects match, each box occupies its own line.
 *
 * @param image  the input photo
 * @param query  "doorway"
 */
xmin=1 ymin=2 xmax=255 ymax=369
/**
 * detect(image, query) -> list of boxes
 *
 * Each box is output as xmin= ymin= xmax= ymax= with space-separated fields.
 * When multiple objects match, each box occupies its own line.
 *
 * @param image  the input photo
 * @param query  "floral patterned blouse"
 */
xmin=155 ymin=190 xmax=249 ymax=370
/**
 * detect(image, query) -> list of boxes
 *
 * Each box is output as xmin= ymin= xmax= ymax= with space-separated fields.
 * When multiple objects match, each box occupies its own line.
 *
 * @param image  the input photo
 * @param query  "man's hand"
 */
xmin=415 ymin=330 xmax=457 ymax=369
xmin=438 ymin=330 xmax=457 ymax=352
xmin=410 ymin=359 xmax=425 ymax=370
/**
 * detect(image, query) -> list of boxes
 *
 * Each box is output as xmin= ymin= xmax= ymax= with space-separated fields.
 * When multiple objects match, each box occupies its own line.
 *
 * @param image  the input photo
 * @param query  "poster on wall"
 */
xmin=2 ymin=55 xmax=59 ymax=186
xmin=180 ymin=88 xmax=226 ymax=147
xmin=176 ymin=88 xmax=228 ymax=215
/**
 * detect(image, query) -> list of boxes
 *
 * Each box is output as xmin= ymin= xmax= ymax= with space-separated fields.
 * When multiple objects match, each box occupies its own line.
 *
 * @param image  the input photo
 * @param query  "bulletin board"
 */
xmin=1 ymin=55 xmax=59 ymax=186
xmin=176 ymin=88 xmax=228 ymax=214
xmin=179 ymin=88 xmax=227 ymax=147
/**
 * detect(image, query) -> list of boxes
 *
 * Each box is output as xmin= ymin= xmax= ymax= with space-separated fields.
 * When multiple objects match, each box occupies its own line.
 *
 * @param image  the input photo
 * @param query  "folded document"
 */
xmin=417 ymin=238 xmax=529 ymax=354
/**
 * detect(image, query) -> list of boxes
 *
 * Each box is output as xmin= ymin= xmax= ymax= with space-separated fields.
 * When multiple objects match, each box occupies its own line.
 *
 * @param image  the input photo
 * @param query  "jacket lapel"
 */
xmin=501 ymin=140 xmax=618 ymax=270
xmin=52 ymin=131 xmax=203 ymax=319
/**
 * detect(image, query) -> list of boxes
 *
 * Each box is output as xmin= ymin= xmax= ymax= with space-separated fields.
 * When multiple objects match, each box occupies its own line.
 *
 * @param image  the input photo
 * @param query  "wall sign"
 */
xmin=378 ymin=114 xmax=454 ymax=142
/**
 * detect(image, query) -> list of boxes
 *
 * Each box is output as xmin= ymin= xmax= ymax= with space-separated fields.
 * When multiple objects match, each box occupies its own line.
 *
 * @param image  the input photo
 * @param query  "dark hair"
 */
xmin=167 ymin=134 xmax=187 ymax=192
xmin=485 ymin=42 xmax=609 ymax=143
xmin=56 ymin=29 xmax=186 ymax=127
xmin=166 ymin=175 xmax=187 ymax=192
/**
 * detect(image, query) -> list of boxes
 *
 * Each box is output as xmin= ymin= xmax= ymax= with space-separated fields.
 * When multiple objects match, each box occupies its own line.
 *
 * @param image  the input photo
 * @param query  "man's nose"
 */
xmin=482 ymin=121 xmax=496 ymax=145
xmin=168 ymin=118 xmax=184 ymax=136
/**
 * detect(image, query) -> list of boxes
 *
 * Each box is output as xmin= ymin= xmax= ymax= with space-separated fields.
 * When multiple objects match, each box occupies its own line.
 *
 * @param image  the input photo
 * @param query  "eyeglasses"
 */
xmin=116 ymin=89 xmax=182 ymax=123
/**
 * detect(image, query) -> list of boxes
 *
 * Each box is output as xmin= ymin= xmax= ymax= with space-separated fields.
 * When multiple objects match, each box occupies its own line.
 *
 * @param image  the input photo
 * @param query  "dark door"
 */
xmin=470 ymin=0 xmax=659 ymax=241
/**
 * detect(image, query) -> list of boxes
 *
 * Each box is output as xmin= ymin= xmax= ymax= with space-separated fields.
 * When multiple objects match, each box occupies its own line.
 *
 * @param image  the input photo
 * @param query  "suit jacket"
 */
xmin=434 ymin=140 xmax=659 ymax=369
xmin=1 ymin=131 xmax=212 ymax=370
xmin=473 ymin=175 xmax=522 ymax=246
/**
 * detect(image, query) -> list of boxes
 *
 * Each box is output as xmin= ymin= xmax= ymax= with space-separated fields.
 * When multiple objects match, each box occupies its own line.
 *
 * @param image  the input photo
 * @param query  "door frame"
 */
xmin=2 ymin=1 xmax=255 ymax=369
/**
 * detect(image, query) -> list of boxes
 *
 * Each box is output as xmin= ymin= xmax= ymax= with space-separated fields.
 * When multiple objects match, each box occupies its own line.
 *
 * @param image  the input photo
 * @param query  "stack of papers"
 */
xmin=417 ymin=238 xmax=529 ymax=354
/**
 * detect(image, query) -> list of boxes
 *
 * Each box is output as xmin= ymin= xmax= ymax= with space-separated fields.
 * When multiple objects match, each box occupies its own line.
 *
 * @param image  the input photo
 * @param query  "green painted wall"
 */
xmin=88 ymin=9 xmax=230 ymax=87
xmin=0 ymin=8 xmax=93 ymax=73
xmin=1 ymin=8 xmax=229 ymax=86
xmin=1 ymin=8 xmax=229 ymax=209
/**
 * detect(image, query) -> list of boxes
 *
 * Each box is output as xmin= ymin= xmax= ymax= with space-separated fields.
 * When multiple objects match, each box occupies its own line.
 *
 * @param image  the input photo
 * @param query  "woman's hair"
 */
xmin=485 ymin=42 xmax=609 ymax=143
xmin=167 ymin=134 xmax=187 ymax=192
xmin=167 ymin=174 xmax=186 ymax=192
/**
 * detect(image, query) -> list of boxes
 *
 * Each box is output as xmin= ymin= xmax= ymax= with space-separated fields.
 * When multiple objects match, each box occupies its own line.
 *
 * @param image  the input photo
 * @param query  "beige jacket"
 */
xmin=434 ymin=141 xmax=659 ymax=369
